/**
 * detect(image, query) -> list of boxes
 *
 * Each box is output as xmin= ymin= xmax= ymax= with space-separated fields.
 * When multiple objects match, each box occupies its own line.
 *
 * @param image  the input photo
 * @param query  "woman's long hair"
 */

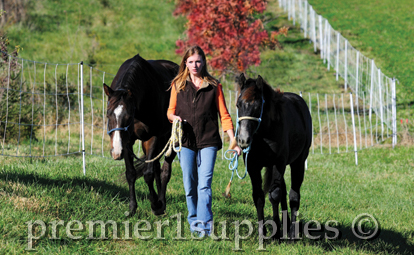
xmin=171 ymin=45 xmax=218 ymax=92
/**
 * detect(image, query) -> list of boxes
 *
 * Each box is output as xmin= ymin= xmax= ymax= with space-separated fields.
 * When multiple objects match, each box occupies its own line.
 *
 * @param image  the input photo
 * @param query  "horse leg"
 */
xmin=248 ymin=166 xmax=266 ymax=236
xmin=288 ymin=159 xmax=305 ymax=241
xmin=155 ymin=151 xmax=175 ymax=215
xmin=124 ymin=144 xmax=138 ymax=216
xmin=142 ymin=138 xmax=164 ymax=215
xmin=268 ymin=164 xmax=288 ymax=240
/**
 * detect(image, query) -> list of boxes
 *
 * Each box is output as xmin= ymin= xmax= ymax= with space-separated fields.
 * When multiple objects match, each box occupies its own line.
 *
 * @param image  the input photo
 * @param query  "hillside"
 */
xmin=3 ymin=0 xmax=412 ymax=109
xmin=4 ymin=0 xmax=186 ymax=75
xmin=3 ymin=0 xmax=343 ymax=94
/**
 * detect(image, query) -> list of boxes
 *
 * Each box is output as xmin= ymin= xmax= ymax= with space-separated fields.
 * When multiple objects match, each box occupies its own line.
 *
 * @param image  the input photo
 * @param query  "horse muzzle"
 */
xmin=110 ymin=148 xmax=124 ymax=160
xmin=237 ymin=136 xmax=251 ymax=150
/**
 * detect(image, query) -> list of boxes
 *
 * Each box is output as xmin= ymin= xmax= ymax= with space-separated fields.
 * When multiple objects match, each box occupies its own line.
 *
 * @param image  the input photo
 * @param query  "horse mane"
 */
xmin=117 ymin=54 xmax=161 ymax=92
xmin=261 ymin=79 xmax=284 ymax=123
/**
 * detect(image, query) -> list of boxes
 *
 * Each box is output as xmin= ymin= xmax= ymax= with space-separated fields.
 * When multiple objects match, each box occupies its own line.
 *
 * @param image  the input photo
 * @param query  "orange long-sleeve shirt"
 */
xmin=167 ymin=83 xmax=234 ymax=132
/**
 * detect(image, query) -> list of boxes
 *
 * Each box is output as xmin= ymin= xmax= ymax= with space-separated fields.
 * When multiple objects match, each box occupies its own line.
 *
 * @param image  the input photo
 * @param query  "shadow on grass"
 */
xmin=270 ymin=220 xmax=414 ymax=254
xmin=0 ymin=168 xmax=181 ymax=216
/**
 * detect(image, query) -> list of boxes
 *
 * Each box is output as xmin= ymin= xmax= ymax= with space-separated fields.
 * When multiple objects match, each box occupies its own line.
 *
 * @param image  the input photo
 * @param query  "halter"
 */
xmin=237 ymin=97 xmax=265 ymax=149
xmin=225 ymin=96 xmax=265 ymax=181
xmin=107 ymin=107 xmax=135 ymax=135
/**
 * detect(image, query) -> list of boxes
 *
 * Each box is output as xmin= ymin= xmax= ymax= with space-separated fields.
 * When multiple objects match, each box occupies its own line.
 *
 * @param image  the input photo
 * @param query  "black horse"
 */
xmin=103 ymin=54 xmax=178 ymax=216
xmin=236 ymin=73 xmax=312 ymax=240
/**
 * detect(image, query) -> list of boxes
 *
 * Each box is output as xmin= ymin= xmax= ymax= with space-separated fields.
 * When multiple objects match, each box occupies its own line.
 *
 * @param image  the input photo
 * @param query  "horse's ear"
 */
xmin=237 ymin=73 xmax=246 ymax=89
xmin=103 ymin=83 xmax=113 ymax=97
xmin=256 ymin=75 xmax=264 ymax=91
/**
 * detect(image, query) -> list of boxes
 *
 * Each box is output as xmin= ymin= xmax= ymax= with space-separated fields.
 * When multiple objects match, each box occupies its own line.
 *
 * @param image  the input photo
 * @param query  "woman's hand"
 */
xmin=168 ymin=114 xmax=182 ymax=123
xmin=233 ymin=144 xmax=242 ymax=156
xmin=227 ymin=129 xmax=241 ymax=155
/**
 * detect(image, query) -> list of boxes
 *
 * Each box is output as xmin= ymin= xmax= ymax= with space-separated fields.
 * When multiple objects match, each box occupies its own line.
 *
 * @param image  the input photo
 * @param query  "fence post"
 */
xmin=80 ymin=62 xmax=86 ymax=175
xmin=288 ymin=0 xmax=291 ymax=21
xmin=319 ymin=15 xmax=323 ymax=59
xmin=378 ymin=69 xmax=383 ymax=141
xmin=325 ymin=94 xmax=331 ymax=154
xmin=356 ymin=51 xmax=359 ymax=96
xmin=327 ymin=23 xmax=331 ymax=70
xmin=313 ymin=8 xmax=317 ymax=53
xmin=336 ymin=32 xmax=340 ymax=81
xmin=304 ymin=1 xmax=308 ymax=38
xmin=350 ymin=93 xmax=358 ymax=165
xmin=369 ymin=59 xmax=374 ymax=123
xmin=344 ymin=40 xmax=348 ymax=91
xmin=392 ymin=78 xmax=397 ymax=147
xmin=317 ymin=93 xmax=322 ymax=154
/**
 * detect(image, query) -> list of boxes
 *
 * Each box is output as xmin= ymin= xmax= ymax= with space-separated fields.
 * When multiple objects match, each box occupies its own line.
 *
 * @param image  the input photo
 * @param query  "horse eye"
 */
xmin=236 ymin=102 xmax=241 ymax=108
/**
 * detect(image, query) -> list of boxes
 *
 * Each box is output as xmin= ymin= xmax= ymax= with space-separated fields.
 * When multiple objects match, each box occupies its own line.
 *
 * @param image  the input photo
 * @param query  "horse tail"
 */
xmin=263 ymin=166 xmax=272 ymax=194
xmin=133 ymin=155 xmax=146 ymax=179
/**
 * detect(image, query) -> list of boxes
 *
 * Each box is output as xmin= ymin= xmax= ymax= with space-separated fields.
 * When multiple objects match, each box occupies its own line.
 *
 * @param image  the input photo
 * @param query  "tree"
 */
xmin=174 ymin=0 xmax=287 ymax=74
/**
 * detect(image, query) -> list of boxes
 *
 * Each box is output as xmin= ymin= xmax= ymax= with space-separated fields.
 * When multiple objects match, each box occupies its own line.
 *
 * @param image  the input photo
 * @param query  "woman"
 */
xmin=167 ymin=45 xmax=241 ymax=236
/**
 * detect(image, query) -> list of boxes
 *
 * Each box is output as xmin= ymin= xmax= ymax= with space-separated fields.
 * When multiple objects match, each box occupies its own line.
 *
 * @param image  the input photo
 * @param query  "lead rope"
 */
xmin=134 ymin=119 xmax=183 ymax=163
xmin=223 ymin=111 xmax=249 ymax=198
xmin=223 ymin=98 xmax=265 ymax=198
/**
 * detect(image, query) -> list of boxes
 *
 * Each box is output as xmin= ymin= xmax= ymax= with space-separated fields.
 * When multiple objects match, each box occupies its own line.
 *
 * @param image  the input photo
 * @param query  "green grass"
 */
xmin=1 ymin=146 xmax=413 ymax=254
xmin=6 ymin=0 xmax=186 ymax=75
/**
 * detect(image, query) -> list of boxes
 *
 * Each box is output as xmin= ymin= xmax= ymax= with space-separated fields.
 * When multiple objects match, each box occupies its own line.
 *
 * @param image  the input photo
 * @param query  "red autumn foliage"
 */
xmin=174 ymin=0 xmax=287 ymax=73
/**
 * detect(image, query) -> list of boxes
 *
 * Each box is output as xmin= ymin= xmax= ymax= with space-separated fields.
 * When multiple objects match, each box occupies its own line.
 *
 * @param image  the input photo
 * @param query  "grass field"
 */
xmin=1 ymin=146 xmax=413 ymax=254
xmin=1 ymin=0 xmax=414 ymax=254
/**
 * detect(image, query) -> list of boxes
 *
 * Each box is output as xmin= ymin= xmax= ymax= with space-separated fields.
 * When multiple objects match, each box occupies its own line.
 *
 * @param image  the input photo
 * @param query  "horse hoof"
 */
xmin=151 ymin=206 xmax=166 ymax=216
xmin=151 ymin=202 xmax=166 ymax=216
xmin=152 ymin=209 xmax=166 ymax=216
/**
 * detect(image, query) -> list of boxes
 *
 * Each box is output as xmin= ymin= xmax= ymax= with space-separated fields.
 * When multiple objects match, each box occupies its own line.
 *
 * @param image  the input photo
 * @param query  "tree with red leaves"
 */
xmin=174 ymin=0 xmax=287 ymax=74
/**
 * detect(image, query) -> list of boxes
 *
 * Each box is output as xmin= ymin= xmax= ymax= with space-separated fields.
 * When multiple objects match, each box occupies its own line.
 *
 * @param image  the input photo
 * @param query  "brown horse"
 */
xmin=236 ymin=73 xmax=312 ymax=240
xmin=104 ymin=54 xmax=178 ymax=216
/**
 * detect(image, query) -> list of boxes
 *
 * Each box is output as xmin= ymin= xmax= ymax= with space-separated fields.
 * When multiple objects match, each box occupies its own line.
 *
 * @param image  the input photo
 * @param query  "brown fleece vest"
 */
xmin=175 ymin=81 xmax=222 ymax=150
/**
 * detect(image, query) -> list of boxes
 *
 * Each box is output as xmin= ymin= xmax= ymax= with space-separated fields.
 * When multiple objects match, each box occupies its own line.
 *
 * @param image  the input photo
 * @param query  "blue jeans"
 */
xmin=177 ymin=146 xmax=218 ymax=234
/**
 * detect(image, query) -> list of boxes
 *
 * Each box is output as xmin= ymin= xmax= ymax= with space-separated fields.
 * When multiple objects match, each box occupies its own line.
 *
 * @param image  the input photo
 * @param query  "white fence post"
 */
xmin=304 ymin=1 xmax=308 ymax=38
xmin=317 ymin=94 xmax=322 ymax=154
xmin=378 ymin=69 xmax=384 ymax=141
xmin=319 ymin=15 xmax=323 ymax=59
xmin=336 ymin=32 xmax=340 ymax=81
xmin=350 ymin=93 xmax=358 ymax=165
xmin=325 ymin=94 xmax=331 ymax=154
xmin=344 ymin=40 xmax=348 ymax=91
xmin=80 ymin=62 xmax=86 ymax=175
xmin=369 ymin=59 xmax=374 ymax=123
xmin=392 ymin=78 xmax=397 ymax=147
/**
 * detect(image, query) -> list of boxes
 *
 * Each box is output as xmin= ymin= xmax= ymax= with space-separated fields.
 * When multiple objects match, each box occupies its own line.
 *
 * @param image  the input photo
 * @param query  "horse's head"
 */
xmin=236 ymin=74 xmax=265 ymax=150
xmin=104 ymin=83 xmax=135 ymax=160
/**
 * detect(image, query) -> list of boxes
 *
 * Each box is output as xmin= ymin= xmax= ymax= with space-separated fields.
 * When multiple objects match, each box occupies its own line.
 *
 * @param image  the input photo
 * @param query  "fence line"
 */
xmin=279 ymin=0 xmax=397 ymax=147
xmin=0 ymin=51 xmax=397 ymax=173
